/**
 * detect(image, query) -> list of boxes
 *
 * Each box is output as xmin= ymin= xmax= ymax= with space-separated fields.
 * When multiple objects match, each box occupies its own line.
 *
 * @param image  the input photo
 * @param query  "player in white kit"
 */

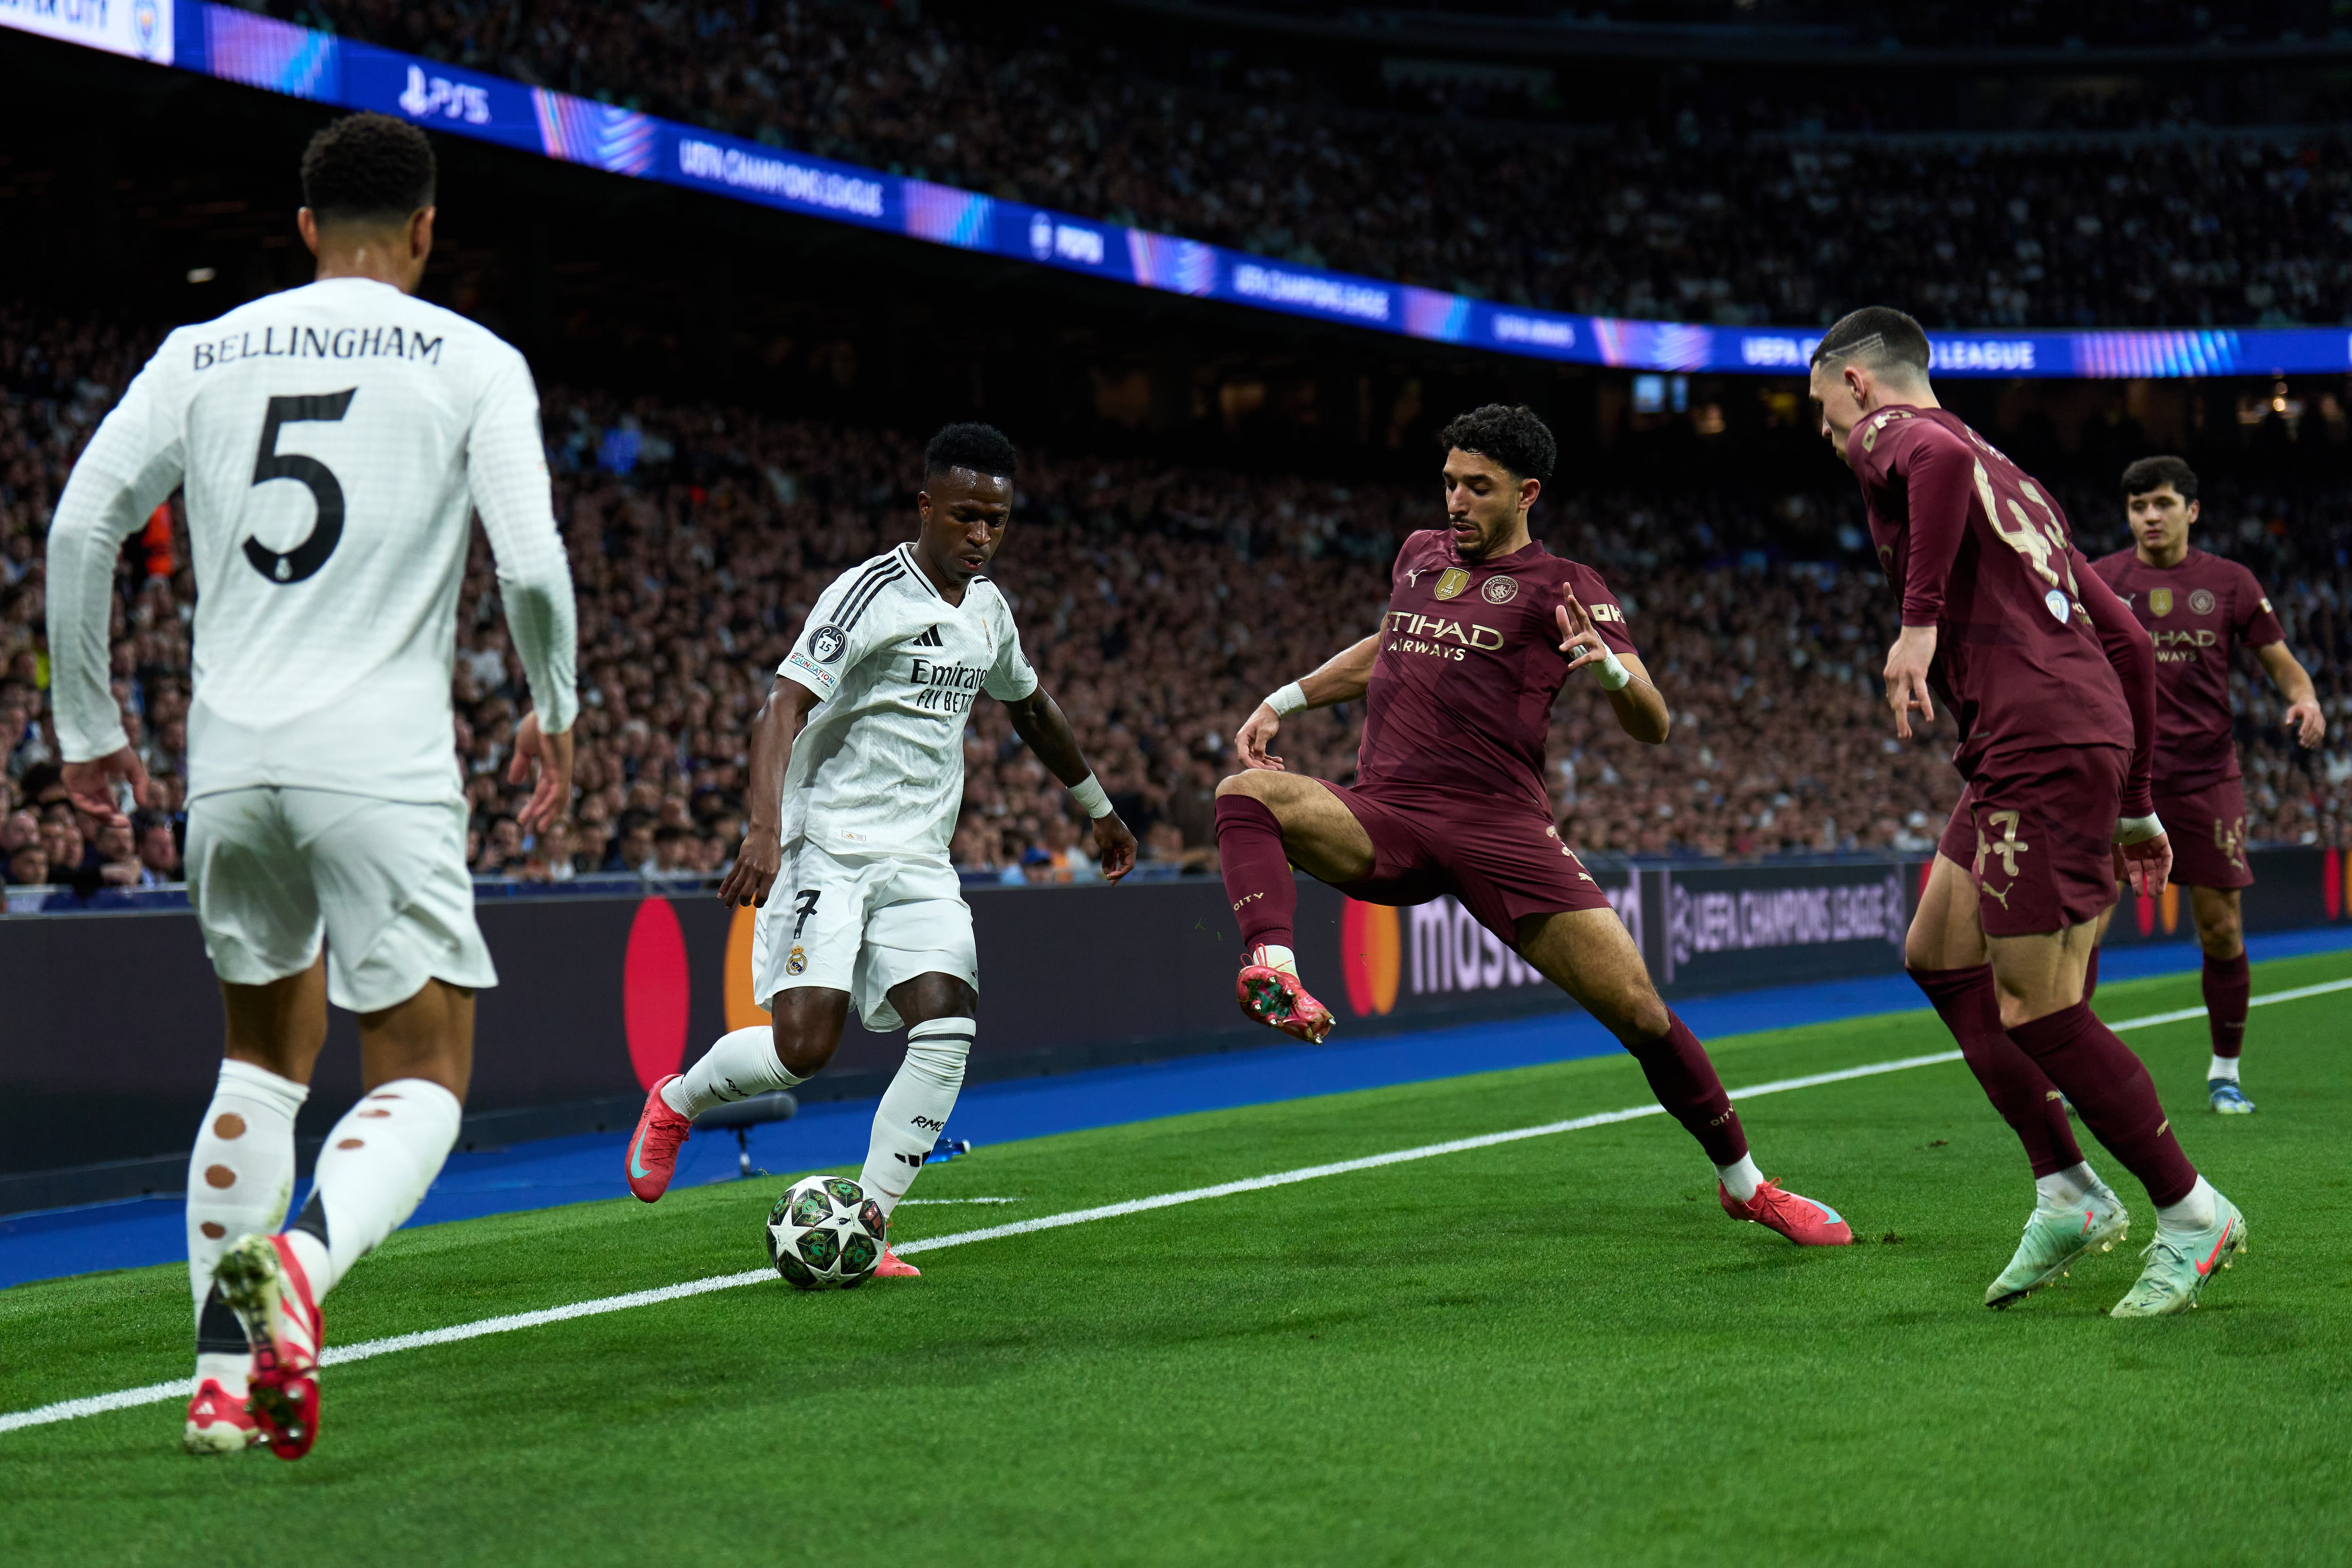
xmin=43 ymin=116 xmax=577 ymax=1459
xmin=623 ymin=424 xmax=1136 ymax=1273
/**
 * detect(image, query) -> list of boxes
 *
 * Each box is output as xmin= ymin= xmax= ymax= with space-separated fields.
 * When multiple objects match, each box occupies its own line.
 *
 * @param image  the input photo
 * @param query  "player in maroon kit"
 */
xmin=1212 ymin=404 xmax=1851 ymax=1248
xmin=2089 ymin=456 xmax=2325 ymax=1114
xmin=1811 ymin=308 xmax=2246 ymax=1316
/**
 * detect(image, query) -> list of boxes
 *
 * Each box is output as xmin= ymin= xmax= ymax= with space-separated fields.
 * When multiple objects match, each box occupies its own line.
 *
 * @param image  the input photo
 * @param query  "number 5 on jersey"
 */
xmin=246 ymin=389 xmax=357 ymax=584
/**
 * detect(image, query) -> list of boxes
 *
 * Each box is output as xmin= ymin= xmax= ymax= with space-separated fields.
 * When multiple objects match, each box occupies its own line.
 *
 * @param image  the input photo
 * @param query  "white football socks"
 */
xmin=2034 ymin=1162 xmax=2101 ymax=1210
xmin=1715 ymin=1153 xmax=1763 ymax=1204
xmin=283 ymin=1078 xmax=462 ymax=1298
xmin=662 ymin=1026 xmax=805 ymax=1119
xmin=2208 ymin=1054 xmax=2241 ymax=1083
xmin=859 ymin=1018 xmax=974 ymax=1219
xmin=187 ymin=1059 xmax=308 ymax=1390
xmin=2155 ymin=1174 xmax=2220 ymax=1233
xmin=1251 ymin=944 xmax=1299 ymax=978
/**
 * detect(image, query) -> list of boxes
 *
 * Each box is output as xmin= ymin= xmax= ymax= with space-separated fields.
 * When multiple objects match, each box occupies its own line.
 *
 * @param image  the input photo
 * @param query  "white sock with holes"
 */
xmin=187 ymin=1060 xmax=308 ymax=1389
xmin=859 ymin=1018 xmax=973 ymax=1219
xmin=2034 ymin=1162 xmax=2099 ymax=1210
xmin=281 ymin=1079 xmax=462 ymax=1298
xmin=2208 ymin=1054 xmax=2241 ymax=1084
xmin=1715 ymin=1154 xmax=1764 ymax=1204
xmin=663 ymin=1026 xmax=804 ymax=1119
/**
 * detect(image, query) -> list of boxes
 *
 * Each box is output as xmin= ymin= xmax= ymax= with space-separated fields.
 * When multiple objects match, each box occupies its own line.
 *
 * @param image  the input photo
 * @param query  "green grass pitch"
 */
xmin=4 ymin=953 xmax=2348 ymax=1567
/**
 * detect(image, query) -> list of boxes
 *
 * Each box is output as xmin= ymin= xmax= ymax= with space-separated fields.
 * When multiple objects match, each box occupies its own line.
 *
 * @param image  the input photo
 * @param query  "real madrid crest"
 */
xmin=1433 ymin=567 xmax=1470 ymax=601
xmin=2148 ymin=589 xmax=2173 ymax=617
xmin=1481 ymin=576 xmax=1518 ymax=605
xmin=786 ymin=945 xmax=808 ymax=976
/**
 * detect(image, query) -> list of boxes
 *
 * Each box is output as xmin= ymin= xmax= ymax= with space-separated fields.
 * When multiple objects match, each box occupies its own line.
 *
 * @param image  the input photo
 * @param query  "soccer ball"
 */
xmin=764 ymin=1175 xmax=886 ymax=1289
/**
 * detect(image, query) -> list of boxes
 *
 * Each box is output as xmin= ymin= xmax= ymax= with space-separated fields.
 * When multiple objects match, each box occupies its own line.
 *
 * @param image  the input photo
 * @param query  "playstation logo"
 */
xmin=1028 ymin=212 xmax=1055 ymax=261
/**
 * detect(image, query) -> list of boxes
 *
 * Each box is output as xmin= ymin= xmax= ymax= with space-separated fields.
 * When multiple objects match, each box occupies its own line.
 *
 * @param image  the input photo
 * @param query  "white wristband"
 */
xmin=1591 ymin=651 xmax=1632 ymax=692
xmin=1068 ymin=772 xmax=1115 ymax=820
xmin=2114 ymin=813 xmax=2164 ymax=845
xmin=1266 ymin=681 xmax=1309 ymax=716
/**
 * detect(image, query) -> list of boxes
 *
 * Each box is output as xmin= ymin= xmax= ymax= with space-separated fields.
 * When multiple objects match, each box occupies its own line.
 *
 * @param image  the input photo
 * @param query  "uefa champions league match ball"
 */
xmin=765 ymin=1175 xmax=887 ymax=1289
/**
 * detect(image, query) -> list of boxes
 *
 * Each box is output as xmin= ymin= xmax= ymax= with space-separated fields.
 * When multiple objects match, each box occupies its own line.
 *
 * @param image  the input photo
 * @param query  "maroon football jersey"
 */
xmin=1846 ymin=406 xmax=2136 ymax=777
xmin=1356 ymin=529 xmax=1636 ymax=814
xmin=2090 ymin=547 xmax=2285 ymax=789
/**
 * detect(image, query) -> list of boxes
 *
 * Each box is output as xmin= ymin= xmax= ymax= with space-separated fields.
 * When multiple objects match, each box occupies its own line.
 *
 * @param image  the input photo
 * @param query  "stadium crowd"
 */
xmin=261 ymin=0 xmax=2352 ymax=329
xmin=5 ymin=301 xmax=2350 ymax=898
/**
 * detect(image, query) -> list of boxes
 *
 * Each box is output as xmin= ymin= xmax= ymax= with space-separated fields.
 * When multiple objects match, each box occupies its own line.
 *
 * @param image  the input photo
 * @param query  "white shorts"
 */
xmin=752 ymin=842 xmax=976 ymax=1033
xmin=184 ymin=787 xmax=496 ymax=1014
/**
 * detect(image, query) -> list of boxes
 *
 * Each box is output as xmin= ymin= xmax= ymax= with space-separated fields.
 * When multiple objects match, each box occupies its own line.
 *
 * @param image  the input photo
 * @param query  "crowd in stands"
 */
xmin=6 ymin=300 xmax=2351 ymax=901
xmin=260 ymin=0 xmax=2352 ymax=329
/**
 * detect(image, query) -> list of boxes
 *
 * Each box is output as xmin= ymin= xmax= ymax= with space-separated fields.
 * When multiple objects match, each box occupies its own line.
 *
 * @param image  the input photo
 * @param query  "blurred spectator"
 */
xmin=134 ymin=810 xmax=182 ymax=884
xmin=475 ymin=815 xmax=526 ymax=877
xmin=6 ymin=840 xmax=48 ymax=887
xmin=89 ymin=818 xmax=142 ymax=889
xmin=518 ymin=819 xmax=580 ymax=883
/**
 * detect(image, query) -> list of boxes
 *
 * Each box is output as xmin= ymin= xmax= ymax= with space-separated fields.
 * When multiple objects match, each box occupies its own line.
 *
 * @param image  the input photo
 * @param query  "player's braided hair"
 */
xmin=1810 ymin=307 xmax=1931 ymax=380
xmin=924 ymin=422 xmax=1019 ymax=480
xmin=1438 ymin=404 xmax=1556 ymax=483
xmin=301 ymin=113 xmax=437 ymax=226
xmin=2121 ymin=454 xmax=2198 ymax=504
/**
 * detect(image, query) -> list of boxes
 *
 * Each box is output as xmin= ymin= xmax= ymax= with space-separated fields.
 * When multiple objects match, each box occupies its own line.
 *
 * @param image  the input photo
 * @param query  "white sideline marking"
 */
xmin=4 ymin=973 xmax=2343 ymax=1438
xmin=896 ymin=1197 xmax=1024 ymax=1206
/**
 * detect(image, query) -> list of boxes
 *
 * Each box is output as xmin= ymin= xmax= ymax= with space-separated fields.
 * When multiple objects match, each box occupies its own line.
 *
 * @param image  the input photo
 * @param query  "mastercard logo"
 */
xmin=619 ymin=896 xmax=777 ymax=1090
xmin=1339 ymin=899 xmax=1400 ymax=1017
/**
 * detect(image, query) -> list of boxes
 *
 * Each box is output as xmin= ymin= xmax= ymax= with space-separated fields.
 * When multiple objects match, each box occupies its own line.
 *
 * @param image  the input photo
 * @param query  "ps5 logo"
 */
xmin=1026 ymin=214 xmax=1107 ymax=267
xmin=1028 ymin=213 xmax=1055 ymax=260
xmin=399 ymin=65 xmax=493 ymax=126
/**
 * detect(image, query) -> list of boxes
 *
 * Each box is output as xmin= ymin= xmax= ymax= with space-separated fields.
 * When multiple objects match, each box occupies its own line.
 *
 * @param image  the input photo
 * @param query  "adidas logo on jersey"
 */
xmin=911 ymin=625 xmax=944 ymax=646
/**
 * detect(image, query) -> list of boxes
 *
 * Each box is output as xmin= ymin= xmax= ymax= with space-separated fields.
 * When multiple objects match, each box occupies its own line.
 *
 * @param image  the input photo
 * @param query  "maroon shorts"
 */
xmin=2154 ymin=777 xmax=2253 ymax=890
xmin=1936 ymin=747 xmax=2125 ymax=937
xmin=1315 ymin=780 xmax=1612 ymax=946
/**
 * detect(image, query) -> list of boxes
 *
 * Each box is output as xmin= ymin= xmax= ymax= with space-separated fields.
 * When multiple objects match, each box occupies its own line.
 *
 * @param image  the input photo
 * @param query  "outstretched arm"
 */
xmin=1234 ymin=633 xmax=1379 ymax=771
xmin=1882 ymin=430 xmax=1972 ymax=739
xmin=717 ymin=675 xmax=820 ymax=907
xmin=47 ymin=366 xmax=183 ymax=826
xmin=1554 ymin=591 xmax=1670 ymax=744
xmin=2073 ymin=557 xmax=2157 ymax=818
xmin=1002 ymin=686 xmax=1137 ymax=882
xmin=2256 ymin=642 xmax=2327 ymax=748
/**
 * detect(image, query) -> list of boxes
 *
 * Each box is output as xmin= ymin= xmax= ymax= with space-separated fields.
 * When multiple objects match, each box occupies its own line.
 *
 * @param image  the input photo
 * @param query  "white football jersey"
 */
xmin=46 ymin=277 xmax=577 ymax=804
xmin=776 ymin=542 xmax=1037 ymax=860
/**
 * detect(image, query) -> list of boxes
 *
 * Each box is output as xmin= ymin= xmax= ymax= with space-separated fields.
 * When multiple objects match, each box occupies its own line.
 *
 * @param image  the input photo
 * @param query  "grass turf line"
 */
xmin=0 ymin=955 xmax=2346 ymax=1566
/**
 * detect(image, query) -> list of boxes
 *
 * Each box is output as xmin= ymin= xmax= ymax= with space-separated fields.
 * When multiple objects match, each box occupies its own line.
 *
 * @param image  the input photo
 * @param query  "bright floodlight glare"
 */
xmin=186 ymin=268 xmax=217 ymax=284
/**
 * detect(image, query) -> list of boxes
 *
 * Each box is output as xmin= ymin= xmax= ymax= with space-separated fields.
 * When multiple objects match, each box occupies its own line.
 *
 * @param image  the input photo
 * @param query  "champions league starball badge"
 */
xmin=812 ymin=625 xmax=848 ymax=662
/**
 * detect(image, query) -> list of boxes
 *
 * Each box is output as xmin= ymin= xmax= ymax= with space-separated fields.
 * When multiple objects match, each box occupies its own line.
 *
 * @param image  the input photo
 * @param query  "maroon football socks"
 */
xmin=2005 ymin=1002 xmax=2199 ymax=1208
xmin=1910 ymin=965 xmax=2084 ymax=1178
xmin=1626 ymin=1013 xmax=1747 ymax=1168
xmin=1215 ymin=794 xmax=1297 ymax=953
xmin=2202 ymin=952 xmax=2251 ymax=1059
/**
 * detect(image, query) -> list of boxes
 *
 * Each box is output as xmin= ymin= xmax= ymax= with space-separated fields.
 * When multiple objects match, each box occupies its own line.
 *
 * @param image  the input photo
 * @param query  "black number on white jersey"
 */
xmin=245 ymin=389 xmax=357 ymax=585
xmin=791 ymin=888 xmax=820 ymax=939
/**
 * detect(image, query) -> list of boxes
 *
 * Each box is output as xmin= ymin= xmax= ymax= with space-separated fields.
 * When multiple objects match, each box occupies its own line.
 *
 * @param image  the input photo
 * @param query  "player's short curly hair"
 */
xmin=301 ymin=113 xmax=437 ymax=225
xmin=1438 ymin=404 xmax=1556 ymax=483
xmin=1810 ymin=306 xmax=1932 ymax=381
xmin=924 ymin=422 xmax=1018 ymax=481
xmin=2121 ymin=454 xmax=2198 ymax=504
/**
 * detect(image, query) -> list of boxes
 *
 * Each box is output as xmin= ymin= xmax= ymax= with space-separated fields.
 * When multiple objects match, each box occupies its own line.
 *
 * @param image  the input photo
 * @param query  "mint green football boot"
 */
xmin=1985 ymin=1183 xmax=2131 ymax=1309
xmin=2110 ymin=1190 xmax=2247 ymax=1318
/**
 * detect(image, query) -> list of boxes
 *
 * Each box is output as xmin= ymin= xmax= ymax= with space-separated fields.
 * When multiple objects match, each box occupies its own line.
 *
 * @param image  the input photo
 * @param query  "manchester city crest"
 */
xmin=2188 ymin=589 xmax=2216 ymax=615
xmin=1481 ymin=576 xmax=1517 ymax=605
